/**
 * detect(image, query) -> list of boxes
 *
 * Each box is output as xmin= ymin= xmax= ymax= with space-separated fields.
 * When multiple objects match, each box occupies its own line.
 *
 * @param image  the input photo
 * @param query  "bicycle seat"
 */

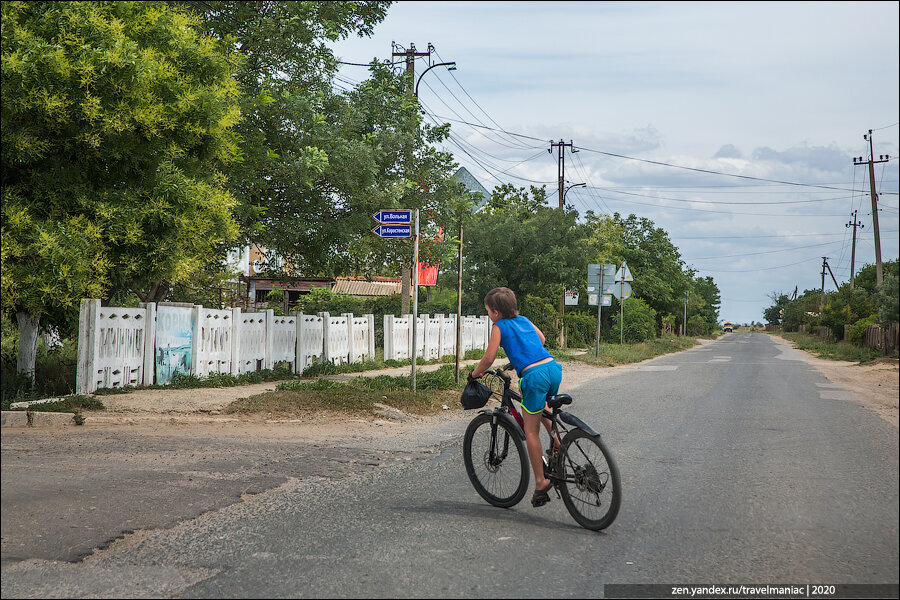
xmin=546 ymin=394 xmax=572 ymax=409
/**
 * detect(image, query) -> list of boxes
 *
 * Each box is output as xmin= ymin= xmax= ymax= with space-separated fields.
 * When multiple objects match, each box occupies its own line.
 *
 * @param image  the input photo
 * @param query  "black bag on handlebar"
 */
xmin=460 ymin=377 xmax=492 ymax=410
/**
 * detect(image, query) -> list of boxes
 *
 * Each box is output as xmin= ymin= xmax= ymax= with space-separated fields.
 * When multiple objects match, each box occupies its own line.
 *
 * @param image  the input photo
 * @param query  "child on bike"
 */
xmin=469 ymin=287 xmax=562 ymax=507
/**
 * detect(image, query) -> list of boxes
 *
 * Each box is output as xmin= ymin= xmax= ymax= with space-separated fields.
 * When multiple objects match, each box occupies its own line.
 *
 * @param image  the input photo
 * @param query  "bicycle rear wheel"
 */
xmin=463 ymin=412 xmax=529 ymax=508
xmin=556 ymin=428 xmax=621 ymax=530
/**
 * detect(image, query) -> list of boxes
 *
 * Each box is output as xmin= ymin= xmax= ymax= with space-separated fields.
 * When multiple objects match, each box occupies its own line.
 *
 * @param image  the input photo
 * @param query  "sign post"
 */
xmin=613 ymin=262 xmax=634 ymax=344
xmin=588 ymin=264 xmax=615 ymax=357
xmin=411 ymin=209 xmax=419 ymax=391
xmin=373 ymin=209 xmax=417 ymax=390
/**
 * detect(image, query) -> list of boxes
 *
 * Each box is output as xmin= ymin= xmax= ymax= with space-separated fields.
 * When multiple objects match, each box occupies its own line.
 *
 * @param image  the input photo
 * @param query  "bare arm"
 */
xmin=470 ymin=324 xmax=502 ymax=378
xmin=533 ymin=322 xmax=546 ymax=345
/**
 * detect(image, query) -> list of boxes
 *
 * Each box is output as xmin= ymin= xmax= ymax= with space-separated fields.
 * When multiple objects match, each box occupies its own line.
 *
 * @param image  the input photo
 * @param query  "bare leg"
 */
xmin=522 ymin=410 xmax=550 ymax=492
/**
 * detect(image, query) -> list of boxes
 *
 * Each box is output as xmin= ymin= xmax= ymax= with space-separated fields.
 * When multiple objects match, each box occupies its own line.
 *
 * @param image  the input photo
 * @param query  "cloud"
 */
xmin=714 ymin=144 xmax=743 ymax=159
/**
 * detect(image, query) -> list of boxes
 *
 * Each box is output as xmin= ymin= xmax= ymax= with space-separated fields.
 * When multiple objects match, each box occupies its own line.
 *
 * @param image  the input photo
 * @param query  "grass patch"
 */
xmin=565 ymin=336 xmax=700 ymax=367
xmin=776 ymin=332 xmax=891 ymax=362
xmin=226 ymin=364 xmax=469 ymax=418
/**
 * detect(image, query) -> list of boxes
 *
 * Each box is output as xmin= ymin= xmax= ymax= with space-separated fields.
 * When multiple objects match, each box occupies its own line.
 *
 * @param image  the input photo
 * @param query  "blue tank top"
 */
xmin=494 ymin=316 xmax=552 ymax=377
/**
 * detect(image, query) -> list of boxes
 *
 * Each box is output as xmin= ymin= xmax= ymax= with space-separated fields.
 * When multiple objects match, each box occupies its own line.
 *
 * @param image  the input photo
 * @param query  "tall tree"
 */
xmin=463 ymin=185 xmax=587 ymax=305
xmin=1 ymin=1 xmax=243 ymax=378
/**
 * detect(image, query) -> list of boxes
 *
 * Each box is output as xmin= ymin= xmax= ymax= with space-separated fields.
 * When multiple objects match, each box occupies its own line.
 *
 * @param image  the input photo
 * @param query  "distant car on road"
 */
xmin=722 ymin=322 xmax=733 ymax=333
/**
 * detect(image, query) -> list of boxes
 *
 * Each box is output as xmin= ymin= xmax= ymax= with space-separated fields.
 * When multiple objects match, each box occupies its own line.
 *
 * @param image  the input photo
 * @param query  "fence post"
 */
xmin=320 ymin=312 xmax=331 ymax=363
xmin=264 ymin=309 xmax=274 ymax=370
xmin=366 ymin=314 xmax=375 ymax=360
xmin=406 ymin=314 xmax=414 ymax=359
xmin=143 ymin=302 xmax=157 ymax=386
xmin=76 ymin=299 xmax=96 ymax=394
xmin=189 ymin=305 xmax=202 ymax=376
xmin=343 ymin=313 xmax=355 ymax=363
xmin=384 ymin=314 xmax=394 ymax=361
xmin=231 ymin=307 xmax=241 ymax=376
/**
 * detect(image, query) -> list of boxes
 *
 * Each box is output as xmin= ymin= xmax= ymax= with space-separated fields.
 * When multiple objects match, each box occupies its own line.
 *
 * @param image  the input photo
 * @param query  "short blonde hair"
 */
xmin=484 ymin=287 xmax=518 ymax=320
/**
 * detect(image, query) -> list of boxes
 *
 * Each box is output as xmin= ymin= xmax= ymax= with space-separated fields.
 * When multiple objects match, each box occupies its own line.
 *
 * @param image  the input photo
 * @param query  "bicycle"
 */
xmin=462 ymin=363 xmax=621 ymax=531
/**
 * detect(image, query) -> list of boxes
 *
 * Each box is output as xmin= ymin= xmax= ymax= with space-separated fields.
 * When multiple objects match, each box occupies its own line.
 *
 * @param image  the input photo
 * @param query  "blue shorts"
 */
xmin=518 ymin=360 xmax=562 ymax=414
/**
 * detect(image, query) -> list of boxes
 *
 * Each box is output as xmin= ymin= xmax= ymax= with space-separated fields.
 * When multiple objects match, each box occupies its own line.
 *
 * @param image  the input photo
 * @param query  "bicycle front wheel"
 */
xmin=557 ymin=428 xmax=621 ymax=530
xmin=463 ymin=413 xmax=529 ymax=508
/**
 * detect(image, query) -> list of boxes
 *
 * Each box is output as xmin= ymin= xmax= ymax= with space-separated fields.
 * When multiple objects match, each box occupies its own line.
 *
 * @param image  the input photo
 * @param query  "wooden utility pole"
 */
xmin=853 ymin=130 xmax=890 ymax=286
xmin=550 ymin=139 xmax=575 ymax=347
xmin=392 ymin=43 xmax=431 ymax=316
xmin=820 ymin=257 xmax=827 ymax=310
xmin=846 ymin=210 xmax=864 ymax=289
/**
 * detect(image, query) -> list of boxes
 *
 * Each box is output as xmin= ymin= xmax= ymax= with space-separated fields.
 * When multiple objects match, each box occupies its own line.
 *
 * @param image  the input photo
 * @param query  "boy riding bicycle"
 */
xmin=469 ymin=287 xmax=562 ymax=507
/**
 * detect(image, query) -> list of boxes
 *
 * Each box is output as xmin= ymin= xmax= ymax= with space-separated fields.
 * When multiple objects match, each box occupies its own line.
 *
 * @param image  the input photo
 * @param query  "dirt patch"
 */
xmin=770 ymin=335 xmax=899 ymax=428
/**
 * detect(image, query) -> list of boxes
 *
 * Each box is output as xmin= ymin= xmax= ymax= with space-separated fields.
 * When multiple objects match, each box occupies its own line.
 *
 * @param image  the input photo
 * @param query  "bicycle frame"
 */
xmin=479 ymin=367 xmax=578 ymax=486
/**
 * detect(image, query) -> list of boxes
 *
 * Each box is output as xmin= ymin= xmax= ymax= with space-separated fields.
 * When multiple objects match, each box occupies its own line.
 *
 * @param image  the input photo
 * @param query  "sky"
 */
xmin=330 ymin=1 xmax=900 ymax=325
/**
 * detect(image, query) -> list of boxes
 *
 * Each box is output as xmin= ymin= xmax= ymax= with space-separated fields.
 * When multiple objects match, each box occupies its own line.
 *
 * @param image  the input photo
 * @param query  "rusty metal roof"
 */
xmin=332 ymin=279 xmax=403 ymax=297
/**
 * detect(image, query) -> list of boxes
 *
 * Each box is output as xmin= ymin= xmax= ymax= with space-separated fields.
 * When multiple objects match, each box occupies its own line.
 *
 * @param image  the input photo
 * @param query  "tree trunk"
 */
xmin=16 ymin=311 xmax=41 ymax=384
xmin=400 ymin=267 xmax=410 ymax=315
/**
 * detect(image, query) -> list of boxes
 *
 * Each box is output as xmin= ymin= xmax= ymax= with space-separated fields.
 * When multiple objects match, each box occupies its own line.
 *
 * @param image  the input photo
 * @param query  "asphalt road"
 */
xmin=2 ymin=333 xmax=898 ymax=597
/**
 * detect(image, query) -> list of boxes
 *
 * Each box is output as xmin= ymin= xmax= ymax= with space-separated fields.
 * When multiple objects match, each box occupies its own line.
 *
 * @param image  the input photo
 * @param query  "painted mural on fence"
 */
xmin=155 ymin=306 xmax=193 ymax=384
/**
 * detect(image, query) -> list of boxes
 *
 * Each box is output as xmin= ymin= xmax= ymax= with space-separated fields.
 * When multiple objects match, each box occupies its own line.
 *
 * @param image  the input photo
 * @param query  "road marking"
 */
xmin=637 ymin=365 xmax=679 ymax=371
xmin=709 ymin=356 xmax=732 ymax=362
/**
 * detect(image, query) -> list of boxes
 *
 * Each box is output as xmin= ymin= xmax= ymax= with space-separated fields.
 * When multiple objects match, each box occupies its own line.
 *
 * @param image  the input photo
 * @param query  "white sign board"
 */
xmin=612 ymin=282 xmax=632 ymax=300
xmin=614 ymin=262 xmax=634 ymax=283
xmin=564 ymin=289 xmax=579 ymax=306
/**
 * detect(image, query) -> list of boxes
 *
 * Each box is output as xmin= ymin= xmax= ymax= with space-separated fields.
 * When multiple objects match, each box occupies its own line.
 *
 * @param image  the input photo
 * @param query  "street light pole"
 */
xmin=415 ymin=61 xmax=456 ymax=98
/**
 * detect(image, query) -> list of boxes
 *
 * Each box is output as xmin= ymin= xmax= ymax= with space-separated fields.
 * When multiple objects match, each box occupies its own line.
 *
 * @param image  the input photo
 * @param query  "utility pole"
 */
xmin=853 ymin=130 xmax=890 ymax=286
xmin=820 ymin=257 xmax=827 ymax=310
xmin=392 ymin=42 xmax=430 ymax=95
xmin=550 ymin=139 xmax=575 ymax=347
xmin=845 ymin=210 xmax=864 ymax=289
xmin=550 ymin=139 xmax=576 ymax=208
xmin=819 ymin=257 xmax=840 ymax=310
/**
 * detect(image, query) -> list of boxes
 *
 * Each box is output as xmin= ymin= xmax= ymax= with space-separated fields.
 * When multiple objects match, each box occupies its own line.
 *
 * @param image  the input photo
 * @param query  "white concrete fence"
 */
xmin=383 ymin=314 xmax=490 ymax=361
xmin=76 ymin=300 xmax=489 ymax=394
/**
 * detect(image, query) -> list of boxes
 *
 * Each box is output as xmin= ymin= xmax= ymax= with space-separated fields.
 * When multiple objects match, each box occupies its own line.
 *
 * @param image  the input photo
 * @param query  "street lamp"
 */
xmin=415 ymin=61 xmax=457 ymax=98
xmin=563 ymin=182 xmax=586 ymax=203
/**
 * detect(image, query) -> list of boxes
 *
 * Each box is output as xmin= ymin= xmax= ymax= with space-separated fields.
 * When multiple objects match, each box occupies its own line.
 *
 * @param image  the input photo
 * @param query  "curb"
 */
xmin=1 ymin=410 xmax=77 ymax=428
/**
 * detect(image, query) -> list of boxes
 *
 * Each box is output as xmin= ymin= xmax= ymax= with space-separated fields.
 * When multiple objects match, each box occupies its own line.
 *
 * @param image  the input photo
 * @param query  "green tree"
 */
xmin=463 ymin=186 xmax=587 ymax=307
xmin=690 ymin=276 xmax=721 ymax=334
xmin=181 ymin=2 xmax=468 ymax=314
xmin=608 ymin=213 xmax=692 ymax=329
xmin=2 ymin=1 xmax=243 ymax=378
xmin=764 ymin=293 xmax=791 ymax=326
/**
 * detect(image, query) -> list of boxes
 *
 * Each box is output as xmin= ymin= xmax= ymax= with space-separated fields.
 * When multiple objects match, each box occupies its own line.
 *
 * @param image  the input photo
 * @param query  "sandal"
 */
xmin=531 ymin=483 xmax=552 ymax=507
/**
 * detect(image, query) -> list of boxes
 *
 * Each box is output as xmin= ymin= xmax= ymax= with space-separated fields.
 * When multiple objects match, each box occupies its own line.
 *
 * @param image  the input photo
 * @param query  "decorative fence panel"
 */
xmin=439 ymin=314 xmax=457 ymax=357
xmin=77 ymin=300 xmax=153 ymax=394
xmin=346 ymin=314 xmax=375 ymax=364
xmin=384 ymin=315 xmax=411 ymax=361
xmin=270 ymin=314 xmax=297 ymax=370
xmin=322 ymin=313 xmax=350 ymax=365
xmin=461 ymin=316 xmax=475 ymax=353
xmin=423 ymin=314 xmax=442 ymax=361
xmin=237 ymin=311 xmax=268 ymax=374
xmin=195 ymin=307 xmax=234 ymax=378
xmin=295 ymin=313 xmax=324 ymax=374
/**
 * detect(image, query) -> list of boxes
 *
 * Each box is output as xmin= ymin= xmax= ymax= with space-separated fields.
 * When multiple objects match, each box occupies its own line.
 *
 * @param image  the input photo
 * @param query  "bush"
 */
xmin=846 ymin=315 xmax=878 ymax=346
xmin=1 ymin=321 xmax=78 ymax=406
xmin=564 ymin=311 xmax=598 ymax=348
xmin=519 ymin=295 xmax=559 ymax=347
xmin=609 ymin=297 xmax=657 ymax=343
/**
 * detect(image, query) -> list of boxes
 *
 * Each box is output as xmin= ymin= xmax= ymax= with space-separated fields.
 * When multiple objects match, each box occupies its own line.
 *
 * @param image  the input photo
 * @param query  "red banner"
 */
xmin=417 ymin=262 xmax=439 ymax=286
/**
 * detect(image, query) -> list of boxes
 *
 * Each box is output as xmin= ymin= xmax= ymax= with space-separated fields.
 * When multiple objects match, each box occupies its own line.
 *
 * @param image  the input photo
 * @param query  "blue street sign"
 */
xmin=372 ymin=224 xmax=412 ymax=238
xmin=372 ymin=209 xmax=412 ymax=224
